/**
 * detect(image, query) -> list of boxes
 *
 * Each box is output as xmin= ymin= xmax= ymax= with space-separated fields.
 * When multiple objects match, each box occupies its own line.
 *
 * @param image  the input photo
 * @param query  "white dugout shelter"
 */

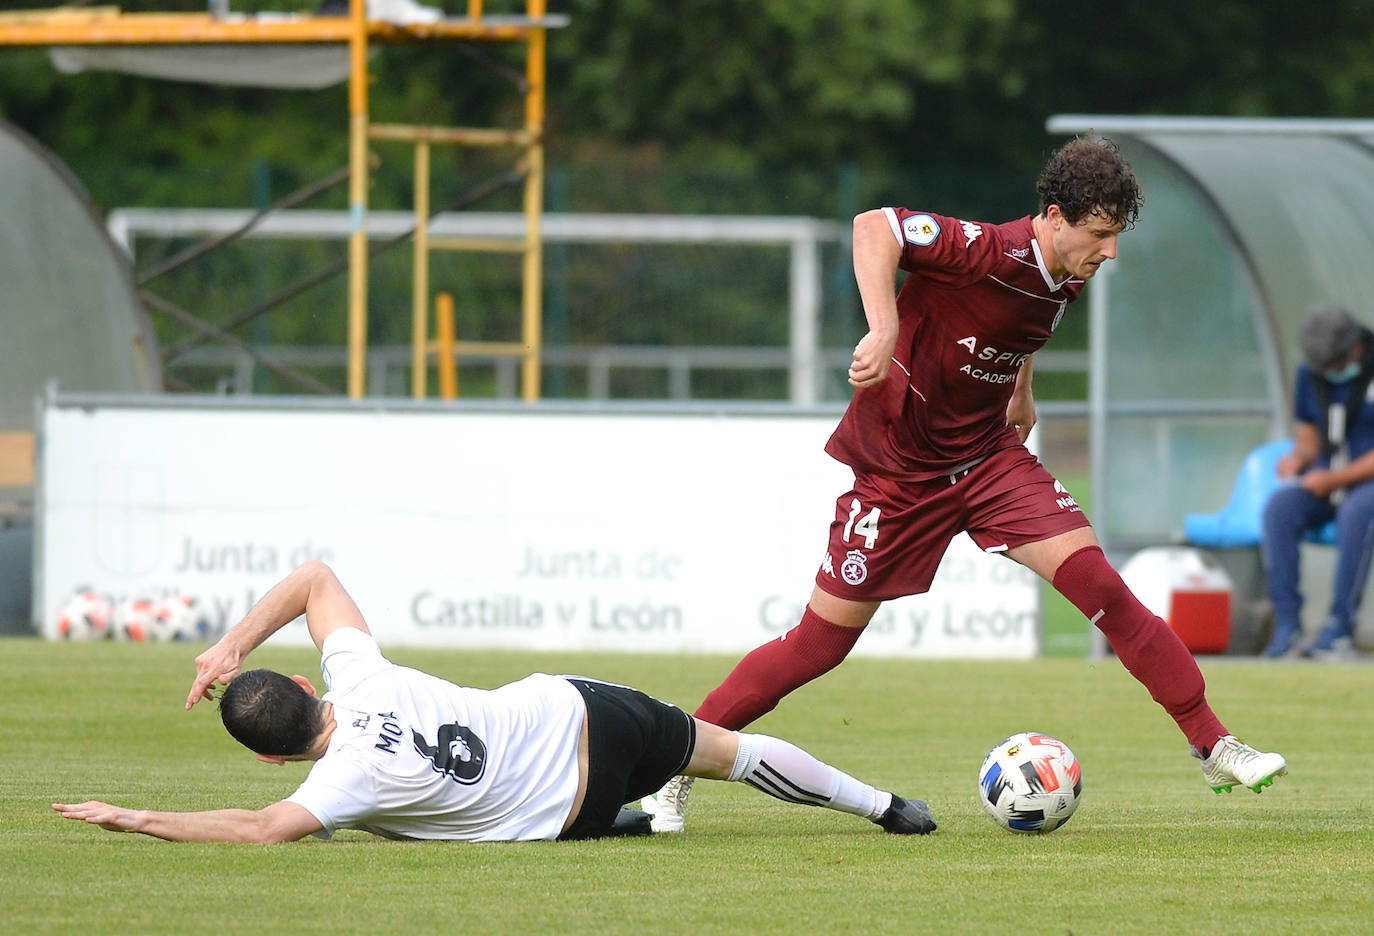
xmin=1047 ymin=116 xmax=1374 ymax=550
xmin=1050 ymin=116 xmax=1374 ymax=652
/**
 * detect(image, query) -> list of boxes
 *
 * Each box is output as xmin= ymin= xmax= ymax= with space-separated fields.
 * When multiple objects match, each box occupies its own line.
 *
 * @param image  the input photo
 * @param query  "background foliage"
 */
xmin=2 ymin=1 xmax=1373 ymax=397
xmin=4 ymin=0 xmax=1373 ymax=213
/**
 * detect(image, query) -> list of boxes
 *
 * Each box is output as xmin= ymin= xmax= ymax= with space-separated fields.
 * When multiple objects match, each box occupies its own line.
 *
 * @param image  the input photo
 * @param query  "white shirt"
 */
xmin=285 ymin=628 xmax=584 ymax=841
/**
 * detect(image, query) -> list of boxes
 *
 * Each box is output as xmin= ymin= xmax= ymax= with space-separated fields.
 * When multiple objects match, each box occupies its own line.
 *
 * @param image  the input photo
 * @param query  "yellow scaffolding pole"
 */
xmin=379 ymin=3 xmax=546 ymax=403
xmin=0 ymin=11 xmax=552 ymax=46
xmin=521 ymin=0 xmax=546 ymax=402
xmin=410 ymin=138 xmax=431 ymax=400
xmin=434 ymin=291 xmax=457 ymax=399
xmin=346 ymin=0 xmax=368 ymax=398
xmin=370 ymin=124 xmax=536 ymax=147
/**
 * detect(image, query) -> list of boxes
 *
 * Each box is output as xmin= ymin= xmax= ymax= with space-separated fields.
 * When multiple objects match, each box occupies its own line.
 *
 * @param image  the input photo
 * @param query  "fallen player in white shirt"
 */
xmin=54 ymin=561 xmax=936 ymax=842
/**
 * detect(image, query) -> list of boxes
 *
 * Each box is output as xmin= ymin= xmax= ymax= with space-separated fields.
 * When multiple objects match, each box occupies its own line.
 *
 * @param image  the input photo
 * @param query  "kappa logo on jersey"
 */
xmin=841 ymin=549 xmax=869 ymax=586
xmin=820 ymin=551 xmax=836 ymax=577
xmin=903 ymin=214 xmax=940 ymax=247
xmin=1052 ymin=479 xmax=1081 ymax=513
xmin=960 ymin=220 xmax=983 ymax=247
xmin=413 ymin=722 xmax=488 ymax=785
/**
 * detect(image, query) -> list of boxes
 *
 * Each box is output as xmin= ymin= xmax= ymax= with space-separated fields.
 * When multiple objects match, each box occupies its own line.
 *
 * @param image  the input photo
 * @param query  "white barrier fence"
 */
xmin=37 ymin=394 xmax=1040 ymax=657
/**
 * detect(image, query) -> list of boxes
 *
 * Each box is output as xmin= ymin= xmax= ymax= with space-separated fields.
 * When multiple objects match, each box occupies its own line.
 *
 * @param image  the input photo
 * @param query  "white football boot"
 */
xmin=641 ymin=775 xmax=693 ymax=832
xmin=1199 ymin=735 xmax=1288 ymax=794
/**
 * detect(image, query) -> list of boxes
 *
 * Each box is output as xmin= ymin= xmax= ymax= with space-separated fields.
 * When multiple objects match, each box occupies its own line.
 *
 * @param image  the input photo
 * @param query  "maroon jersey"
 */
xmin=826 ymin=208 xmax=1085 ymax=481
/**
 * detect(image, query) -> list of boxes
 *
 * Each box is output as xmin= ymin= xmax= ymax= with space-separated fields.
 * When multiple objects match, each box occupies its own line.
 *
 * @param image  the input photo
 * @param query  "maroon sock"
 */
xmin=1052 ymin=546 xmax=1227 ymax=754
xmin=693 ymin=607 xmax=862 ymax=730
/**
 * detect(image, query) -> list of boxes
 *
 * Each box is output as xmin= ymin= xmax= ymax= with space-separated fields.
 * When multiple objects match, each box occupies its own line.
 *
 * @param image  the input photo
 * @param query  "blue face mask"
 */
xmin=1325 ymin=361 xmax=1361 ymax=383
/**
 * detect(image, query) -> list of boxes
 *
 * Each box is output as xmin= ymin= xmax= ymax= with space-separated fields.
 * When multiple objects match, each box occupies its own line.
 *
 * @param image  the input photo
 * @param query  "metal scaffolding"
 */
xmin=0 ymin=1 xmax=566 ymax=400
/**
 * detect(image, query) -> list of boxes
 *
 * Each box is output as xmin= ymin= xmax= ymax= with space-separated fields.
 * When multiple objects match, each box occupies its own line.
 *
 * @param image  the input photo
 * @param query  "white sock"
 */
xmin=727 ymin=732 xmax=890 ymax=820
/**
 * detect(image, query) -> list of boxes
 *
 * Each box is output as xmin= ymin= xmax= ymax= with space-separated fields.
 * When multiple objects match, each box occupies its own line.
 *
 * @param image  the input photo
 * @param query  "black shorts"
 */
xmin=558 ymin=678 xmax=696 ymax=841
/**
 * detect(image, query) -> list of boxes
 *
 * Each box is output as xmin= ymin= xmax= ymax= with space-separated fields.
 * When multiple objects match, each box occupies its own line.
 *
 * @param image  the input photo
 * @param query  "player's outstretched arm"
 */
xmin=186 ymin=560 xmax=371 ymax=709
xmin=52 ymin=799 xmax=322 ymax=843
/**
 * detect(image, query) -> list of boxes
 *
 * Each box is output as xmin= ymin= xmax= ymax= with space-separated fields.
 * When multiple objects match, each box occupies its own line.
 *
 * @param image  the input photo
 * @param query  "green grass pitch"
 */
xmin=5 ymin=639 xmax=1371 ymax=935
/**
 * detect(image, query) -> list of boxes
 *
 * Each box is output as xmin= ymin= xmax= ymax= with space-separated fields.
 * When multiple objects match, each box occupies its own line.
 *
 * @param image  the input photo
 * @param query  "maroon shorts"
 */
xmin=814 ymin=445 xmax=1091 ymax=602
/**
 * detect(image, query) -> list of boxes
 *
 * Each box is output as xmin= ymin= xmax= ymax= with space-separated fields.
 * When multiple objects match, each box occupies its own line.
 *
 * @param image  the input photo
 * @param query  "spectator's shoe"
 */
xmin=640 ymin=775 xmax=693 ymax=833
xmin=1261 ymin=619 xmax=1302 ymax=658
xmin=1313 ymin=635 xmax=1357 ymax=660
xmin=1301 ymin=620 xmax=1355 ymax=659
xmin=1199 ymin=735 xmax=1288 ymax=794
xmin=1306 ymin=633 xmax=1357 ymax=661
xmin=872 ymin=795 xmax=937 ymax=835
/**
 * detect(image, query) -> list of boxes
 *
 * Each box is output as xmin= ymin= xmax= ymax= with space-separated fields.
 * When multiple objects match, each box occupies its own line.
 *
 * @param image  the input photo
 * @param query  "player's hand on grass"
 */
xmin=848 ymin=329 xmax=896 ymax=388
xmin=52 ymin=801 xmax=141 ymax=832
xmin=186 ymin=640 xmax=244 ymax=710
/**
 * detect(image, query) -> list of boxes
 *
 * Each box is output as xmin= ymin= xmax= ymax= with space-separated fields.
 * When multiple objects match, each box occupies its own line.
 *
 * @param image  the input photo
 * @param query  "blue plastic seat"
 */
xmin=1183 ymin=439 xmax=1338 ymax=548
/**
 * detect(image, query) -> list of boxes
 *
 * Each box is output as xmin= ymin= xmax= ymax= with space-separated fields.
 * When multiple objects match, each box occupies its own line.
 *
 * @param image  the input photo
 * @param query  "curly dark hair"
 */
xmin=1036 ymin=136 xmax=1142 ymax=229
xmin=219 ymin=669 xmax=324 ymax=757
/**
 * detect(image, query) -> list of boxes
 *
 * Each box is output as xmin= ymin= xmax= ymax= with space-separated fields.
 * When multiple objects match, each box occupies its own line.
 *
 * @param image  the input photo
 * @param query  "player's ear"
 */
xmin=256 ymin=753 xmax=287 ymax=766
xmin=290 ymin=674 xmax=318 ymax=697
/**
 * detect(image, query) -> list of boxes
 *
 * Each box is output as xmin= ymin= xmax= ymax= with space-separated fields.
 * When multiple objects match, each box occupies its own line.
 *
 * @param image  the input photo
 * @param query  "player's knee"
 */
xmin=1052 ymin=545 xmax=1121 ymax=608
xmin=685 ymin=720 xmax=739 ymax=780
xmin=1335 ymin=493 xmax=1374 ymax=536
xmin=1262 ymin=487 xmax=1306 ymax=532
xmin=789 ymin=606 xmax=865 ymax=674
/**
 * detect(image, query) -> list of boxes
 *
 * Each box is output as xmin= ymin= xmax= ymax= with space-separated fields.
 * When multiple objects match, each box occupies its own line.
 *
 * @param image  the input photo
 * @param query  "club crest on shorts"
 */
xmin=841 ymin=549 xmax=869 ymax=586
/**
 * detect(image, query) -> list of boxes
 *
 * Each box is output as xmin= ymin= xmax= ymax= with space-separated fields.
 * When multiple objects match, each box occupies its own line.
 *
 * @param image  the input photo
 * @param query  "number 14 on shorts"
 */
xmin=843 ymin=499 xmax=881 ymax=548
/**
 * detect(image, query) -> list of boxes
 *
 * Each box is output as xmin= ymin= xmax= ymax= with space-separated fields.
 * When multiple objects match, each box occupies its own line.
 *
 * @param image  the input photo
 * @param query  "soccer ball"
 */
xmin=57 ymin=590 xmax=113 ymax=640
xmin=112 ymin=597 xmax=156 ymax=642
xmin=978 ymin=731 xmax=1082 ymax=833
xmin=149 ymin=594 xmax=212 ymax=642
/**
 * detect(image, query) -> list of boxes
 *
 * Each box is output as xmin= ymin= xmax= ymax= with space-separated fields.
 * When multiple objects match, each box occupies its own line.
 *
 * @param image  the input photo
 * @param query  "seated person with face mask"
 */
xmin=1261 ymin=305 xmax=1374 ymax=659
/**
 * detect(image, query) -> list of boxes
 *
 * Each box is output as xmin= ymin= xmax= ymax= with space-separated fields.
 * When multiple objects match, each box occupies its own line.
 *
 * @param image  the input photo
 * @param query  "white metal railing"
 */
xmin=110 ymin=208 xmax=848 ymax=403
xmin=113 ymin=208 xmax=1095 ymax=403
xmin=175 ymin=343 xmax=1090 ymax=402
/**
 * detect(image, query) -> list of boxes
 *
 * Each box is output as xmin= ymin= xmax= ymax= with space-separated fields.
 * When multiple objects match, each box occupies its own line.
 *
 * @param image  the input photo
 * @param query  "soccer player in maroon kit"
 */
xmin=644 ymin=137 xmax=1287 ymax=832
